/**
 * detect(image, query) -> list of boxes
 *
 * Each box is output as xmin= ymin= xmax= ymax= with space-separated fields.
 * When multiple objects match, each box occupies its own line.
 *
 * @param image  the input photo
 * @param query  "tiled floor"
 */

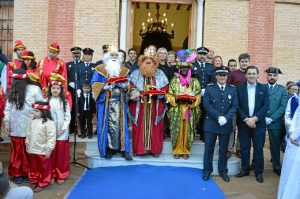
xmin=0 ymin=137 xmax=279 ymax=199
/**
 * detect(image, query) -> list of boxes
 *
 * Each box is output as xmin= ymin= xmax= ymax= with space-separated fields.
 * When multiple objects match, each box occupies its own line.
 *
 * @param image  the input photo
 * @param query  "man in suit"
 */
xmin=78 ymin=82 xmax=96 ymax=139
xmin=265 ymin=67 xmax=288 ymax=176
xmin=66 ymin=46 xmax=83 ymax=134
xmin=192 ymin=46 xmax=216 ymax=141
xmin=235 ymin=65 xmax=270 ymax=183
xmin=202 ymin=66 xmax=238 ymax=182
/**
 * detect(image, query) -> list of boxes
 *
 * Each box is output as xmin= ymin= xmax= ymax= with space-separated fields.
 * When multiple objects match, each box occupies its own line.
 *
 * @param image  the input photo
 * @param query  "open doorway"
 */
xmin=132 ymin=2 xmax=191 ymax=55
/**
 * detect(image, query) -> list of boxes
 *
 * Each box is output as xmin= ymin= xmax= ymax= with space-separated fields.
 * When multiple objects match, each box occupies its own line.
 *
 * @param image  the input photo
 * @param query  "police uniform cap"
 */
xmin=196 ymin=47 xmax=209 ymax=55
xmin=215 ymin=66 xmax=229 ymax=75
xmin=265 ymin=67 xmax=282 ymax=74
xmin=70 ymin=47 xmax=82 ymax=54
xmin=82 ymin=48 xmax=94 ymax=55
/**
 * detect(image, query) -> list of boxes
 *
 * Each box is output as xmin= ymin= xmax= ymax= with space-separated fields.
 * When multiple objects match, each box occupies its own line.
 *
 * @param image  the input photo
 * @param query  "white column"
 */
xmin=119 ymin=0 xmax=128 ymax=50
xmin=196 ymin=0 xmax=204 ymax=48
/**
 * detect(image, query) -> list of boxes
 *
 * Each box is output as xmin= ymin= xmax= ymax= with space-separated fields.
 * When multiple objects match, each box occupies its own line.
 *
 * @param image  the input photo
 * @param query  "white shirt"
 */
xmin=84 ymin=93 xmax=89 ymax=111
xmin=268 ymin=83 xmax=276 ymax=90
xmin=247 ymin=82 xmax=257 ymax=117
xmin=217 ymin=83 xmax=226 ymax=91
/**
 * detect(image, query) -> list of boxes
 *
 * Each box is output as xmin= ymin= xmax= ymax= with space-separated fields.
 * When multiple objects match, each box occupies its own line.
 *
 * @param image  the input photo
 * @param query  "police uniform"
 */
xmin=265 ymin=67 xmax=288 ymax=176
xmin=66 ymin=47 xmax=83 ymax=134
xmin=192 ymin=47 xmax=217 ymax=140
xmin=202 ymin=67 xmax=238 ymax=182
xmin=78 ymin=48 xmax=96 ymax=89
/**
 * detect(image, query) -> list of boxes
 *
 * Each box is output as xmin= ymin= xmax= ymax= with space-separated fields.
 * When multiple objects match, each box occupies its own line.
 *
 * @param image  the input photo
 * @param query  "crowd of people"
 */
xmin=0 ymin=40 xmax=299 ymax=198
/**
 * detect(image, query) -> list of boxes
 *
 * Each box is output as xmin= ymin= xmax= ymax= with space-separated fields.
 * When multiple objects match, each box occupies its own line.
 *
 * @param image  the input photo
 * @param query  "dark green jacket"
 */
xmin=266 ymin=84 xmax=288 ymax=129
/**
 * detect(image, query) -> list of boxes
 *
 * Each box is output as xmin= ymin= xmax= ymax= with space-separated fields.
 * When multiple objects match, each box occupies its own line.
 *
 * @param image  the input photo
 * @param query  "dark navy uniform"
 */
xmin=67 ymin=46 xmax=83 ymax=134
xmin=192 ymin=47 xmax=217 ymax=140
xmin=192 ymin=61 xmax=216 ymax=89
xmin=78 ymin=62 xmax=96 ymax=89
xmin=202 ymin=67 xmax=238 ymax=181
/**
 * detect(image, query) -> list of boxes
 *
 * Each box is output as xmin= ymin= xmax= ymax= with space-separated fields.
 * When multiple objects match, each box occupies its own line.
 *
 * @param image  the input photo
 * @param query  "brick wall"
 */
xmin=73 ymin=0 xmax=120 ymax=62
xmin=13 ymin=0 xmax=48 ymax=60
xmin=203 ymin=0 xmax=249 ymax=68
xmin=48 ymin=0 xmax=75 ymax=61
xmin=272 ymin=2 xmax=300 ymax=85
xmin=248 ymin=0 xmax=275 ymax=83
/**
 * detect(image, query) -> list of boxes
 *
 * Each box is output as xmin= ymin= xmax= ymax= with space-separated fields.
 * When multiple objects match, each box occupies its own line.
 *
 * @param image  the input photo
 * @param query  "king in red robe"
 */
xmin=38 ymin=42 xmax=72 ymax=108
xmin=129 ymin=48 xmax=169 ymax=157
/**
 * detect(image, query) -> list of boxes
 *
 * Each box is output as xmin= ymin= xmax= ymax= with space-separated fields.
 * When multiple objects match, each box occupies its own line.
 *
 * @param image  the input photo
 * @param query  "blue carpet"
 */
xmin=66 ymin=165 xmax=226 ymax=199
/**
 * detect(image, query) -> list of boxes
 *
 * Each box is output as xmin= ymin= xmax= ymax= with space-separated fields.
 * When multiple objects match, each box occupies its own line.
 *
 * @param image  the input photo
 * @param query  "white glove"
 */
xmin=218 ymin=116 xmax=227 ymax=126
xmin=117 ymin=83 xmax=126 ymax=89
xmin=69 ymin=82 xmax=75 ymax=89
xmin=157 ymin=95 xmax=165 ymax=99
xmin=265 ymin=117 xmax=273 ymax=125
xmin=103 ymin=84 xmax=113 ymax=90
xmin=201 ymin=89 xmax=205 ymax=97
xmin=77 ymin=89 xmax=81 ymax=97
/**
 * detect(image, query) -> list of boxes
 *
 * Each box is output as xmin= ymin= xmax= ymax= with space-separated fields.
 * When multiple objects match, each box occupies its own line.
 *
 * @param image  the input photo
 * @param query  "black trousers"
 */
xmin=69 ymin=88 xmax=76 ymax=133
xmin=79 ymin=111 xmax=94 ymax=136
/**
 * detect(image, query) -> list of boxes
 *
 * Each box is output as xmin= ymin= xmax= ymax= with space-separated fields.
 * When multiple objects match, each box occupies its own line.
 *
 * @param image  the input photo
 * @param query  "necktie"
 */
xmin=269 ymin=85 xmax=273 ymax=92
xmin=85 ymin=94 xmax=89 ymax=110
xmin=200 ymin=62 xmax=204 ymax=68
xmin=221 ymin=86 xmax=224 ymax=92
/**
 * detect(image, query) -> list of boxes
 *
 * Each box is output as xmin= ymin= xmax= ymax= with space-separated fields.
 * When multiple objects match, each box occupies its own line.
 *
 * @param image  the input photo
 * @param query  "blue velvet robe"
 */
xmin=91 ymin=64 xmax=130 ymax=158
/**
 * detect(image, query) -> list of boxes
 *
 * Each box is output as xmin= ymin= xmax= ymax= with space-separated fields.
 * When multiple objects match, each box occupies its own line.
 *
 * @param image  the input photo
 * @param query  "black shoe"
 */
xmin=255 ymin=174 xmax=264 ymax=183
xmin=122 ymin=152 xmax=133 ymax=161
xmin=94 ymin=130 xmax=97 ymax=135
xmin=220 ymin=173 xmax=230 ymax=182
xmin=0 ymin=137 xmax=3 ymax=142
xmin=202 ymin=172 xmax=211 ymax=181
xmin=273 ymin=169 xmax=281 ymax=176
xmin=81 ymin=134 xmax=87 ymax=139
xmin=13 ymin=177 xmax=24 ymax=184
xmin=104 ymin=153 xmax=112 ymax=159
xmin=88 ymin=135 xmax=93 ymax=139
xmin=235 ymin=170 xmax=250 ymax=177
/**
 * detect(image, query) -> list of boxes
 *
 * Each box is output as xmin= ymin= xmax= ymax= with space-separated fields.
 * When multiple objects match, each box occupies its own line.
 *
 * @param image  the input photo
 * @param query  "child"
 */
xmin=48 ymin=73 xmax=71 ymax=184
xmin=4 ymin=68 xmax=43 ymax=184
xmin=78 ymin=82 xmax=96 ymax=139
xmin=26 ymin=101 xmax=56 ymax=192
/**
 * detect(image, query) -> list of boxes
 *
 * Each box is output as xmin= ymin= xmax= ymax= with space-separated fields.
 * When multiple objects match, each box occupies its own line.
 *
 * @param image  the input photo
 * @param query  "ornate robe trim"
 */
xmin=91 ymin=82 xmax=104 ymax=100
xmin=130 ymin=69 xmax=169 ymax=92
xmin=95 ymin=64 xmax=130 ymax=78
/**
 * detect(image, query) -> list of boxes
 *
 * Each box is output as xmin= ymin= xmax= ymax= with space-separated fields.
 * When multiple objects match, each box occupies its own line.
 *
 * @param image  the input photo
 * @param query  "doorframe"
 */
xmin=127 ymin=0 xmax=196 ymax=51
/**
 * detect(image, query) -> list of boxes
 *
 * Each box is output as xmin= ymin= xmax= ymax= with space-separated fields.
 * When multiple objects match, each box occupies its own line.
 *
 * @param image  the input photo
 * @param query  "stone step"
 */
xmin=83 ymin=138 xmax=219 ymax=155
xmin=85 ymin=150 xmax=241 ymax=175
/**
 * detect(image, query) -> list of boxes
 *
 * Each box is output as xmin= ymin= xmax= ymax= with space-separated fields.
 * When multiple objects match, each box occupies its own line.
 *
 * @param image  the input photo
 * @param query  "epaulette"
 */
xmin=206 ymin=83 xmax=214 ymax=87
xmin=277 ymin=84 xmax=285 ymax=89
xmin=228 ymin=84 xmax=235 ymax=87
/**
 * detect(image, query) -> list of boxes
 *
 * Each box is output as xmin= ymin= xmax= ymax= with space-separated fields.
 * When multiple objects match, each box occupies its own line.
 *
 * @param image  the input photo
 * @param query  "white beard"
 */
xmin=104 ymin=59 xmax=121 ymax=77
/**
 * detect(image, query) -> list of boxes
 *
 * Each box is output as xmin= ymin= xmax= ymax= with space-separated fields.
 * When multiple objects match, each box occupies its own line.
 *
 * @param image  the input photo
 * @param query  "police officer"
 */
xmin=192 ymin=46 xmax=216 ymax=140
xmin=265 ymin=67 xmax=288 ymax=176
xmin=77 ymin=48 xmax=96 ymax=95
xmin=202 ymin=66 xmax=238 ymax=182
xmin=67 ymin=46 xmax=83 ymax=134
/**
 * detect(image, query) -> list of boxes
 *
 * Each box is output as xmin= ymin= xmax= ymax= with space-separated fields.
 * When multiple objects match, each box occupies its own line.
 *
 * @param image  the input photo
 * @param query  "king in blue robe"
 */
xmin=91 ymin=58 xmax=132 ymax=160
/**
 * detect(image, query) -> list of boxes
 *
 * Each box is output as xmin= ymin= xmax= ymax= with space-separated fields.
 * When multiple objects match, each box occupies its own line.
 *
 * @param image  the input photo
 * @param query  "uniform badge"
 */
xmin=194 ymin=67 xmax=197 ymax=71
xmin=68 ymin=65 xmax=71 ymax=68
xmin=228 ymin=94 xmax=231 ymax=99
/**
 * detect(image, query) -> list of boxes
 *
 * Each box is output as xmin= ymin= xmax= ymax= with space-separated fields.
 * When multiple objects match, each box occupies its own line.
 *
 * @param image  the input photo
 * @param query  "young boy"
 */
xmin=78 ymin=82 xmax=96 ymax=139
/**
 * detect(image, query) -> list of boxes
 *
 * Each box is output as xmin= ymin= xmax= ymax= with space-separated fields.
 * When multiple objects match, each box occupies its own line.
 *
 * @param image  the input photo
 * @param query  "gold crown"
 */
xmin=107 ymin=44 xmax=118 ymax=53
xmin=143 ymin=48 xmax=156 ymax=57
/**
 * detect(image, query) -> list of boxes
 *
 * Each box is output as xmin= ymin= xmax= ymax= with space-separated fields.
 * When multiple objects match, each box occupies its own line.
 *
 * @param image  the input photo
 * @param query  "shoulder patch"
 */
xmin=207 ymin=83 xmax=214 ymax=87
xmin=228 ymin=84 xmax=235 ymax=87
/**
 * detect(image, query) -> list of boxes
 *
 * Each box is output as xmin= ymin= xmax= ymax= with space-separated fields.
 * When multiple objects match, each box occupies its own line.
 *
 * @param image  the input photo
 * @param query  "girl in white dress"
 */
xmin=4 ymin=69 xmax=43 ymax=184
xmin=48 ymin=73 xmax=71 ymax=185
xmin=278 ymin=105 xmax=300 ymax=199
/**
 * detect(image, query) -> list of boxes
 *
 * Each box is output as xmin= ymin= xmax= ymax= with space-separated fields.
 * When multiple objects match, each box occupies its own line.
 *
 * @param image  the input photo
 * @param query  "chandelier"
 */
xmin=139 ymin=5 xmax=175 ymax=39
